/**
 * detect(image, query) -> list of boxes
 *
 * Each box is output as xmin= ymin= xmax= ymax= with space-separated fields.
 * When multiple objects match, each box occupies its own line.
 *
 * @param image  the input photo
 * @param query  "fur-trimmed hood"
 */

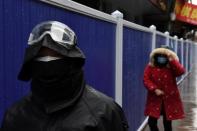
xmin=149 ymin=48 xmax=179 ymax=67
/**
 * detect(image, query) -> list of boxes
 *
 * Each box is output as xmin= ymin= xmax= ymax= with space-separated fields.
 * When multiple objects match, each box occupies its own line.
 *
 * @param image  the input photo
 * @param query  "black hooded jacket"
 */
xmin=1 ymin=22 xmax=128 ymax=131
xmin=1 ymin=85 xmax=128 ymax=131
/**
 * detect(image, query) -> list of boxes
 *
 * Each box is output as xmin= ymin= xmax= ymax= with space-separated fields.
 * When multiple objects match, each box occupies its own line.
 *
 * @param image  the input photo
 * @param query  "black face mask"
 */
xmin=31 ymin=58 xmax=84 ymax=104
xmin=154 ymin=54 xmax=169 ymax=67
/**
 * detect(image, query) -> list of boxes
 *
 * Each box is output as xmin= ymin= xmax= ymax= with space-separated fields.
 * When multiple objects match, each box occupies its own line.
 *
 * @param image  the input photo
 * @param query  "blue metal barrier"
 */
xmin=169 ymin=38 xmax=176 ymax=51
xmin=156 ymin=34 xmax=166 ymax=48
xmin=123 ymin=27 xmax=152 ymax=131
xmin=177 ymin=41 xmax=183 ymax=81
xmin=177 ymin=41 xmax=182 ymax=64
xmin=191 ymin=43 xmax=195 ymax=69
xmin=188 ymin=43 xmax=191 ymax=71
xmin=183 ymin=42 xmax=187 ymax=73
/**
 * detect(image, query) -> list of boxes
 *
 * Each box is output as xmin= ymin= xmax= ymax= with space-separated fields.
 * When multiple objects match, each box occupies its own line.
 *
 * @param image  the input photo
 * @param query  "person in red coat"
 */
xmin=143 ymin=46 xmax=185 ymax=131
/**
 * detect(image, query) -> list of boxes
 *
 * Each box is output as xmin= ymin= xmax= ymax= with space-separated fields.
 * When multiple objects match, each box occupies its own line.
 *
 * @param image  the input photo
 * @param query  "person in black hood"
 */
xmin=1 ymin=21 xmax=128 ymax=131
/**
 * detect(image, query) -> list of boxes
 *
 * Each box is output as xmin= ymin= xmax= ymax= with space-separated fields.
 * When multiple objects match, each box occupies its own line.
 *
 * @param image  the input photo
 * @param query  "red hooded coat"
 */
xmin=143 ymin=48 xmax=185 ymax=120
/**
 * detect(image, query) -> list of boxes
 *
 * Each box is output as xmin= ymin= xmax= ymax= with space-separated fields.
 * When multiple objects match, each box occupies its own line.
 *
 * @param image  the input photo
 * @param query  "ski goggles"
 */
xmin=28 ymin=21 xmax=77 ymax=49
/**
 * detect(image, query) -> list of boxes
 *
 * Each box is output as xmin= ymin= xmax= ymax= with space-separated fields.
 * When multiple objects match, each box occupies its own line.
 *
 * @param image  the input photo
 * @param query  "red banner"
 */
xmin=175 ymin=0 xmax=197 ymax=25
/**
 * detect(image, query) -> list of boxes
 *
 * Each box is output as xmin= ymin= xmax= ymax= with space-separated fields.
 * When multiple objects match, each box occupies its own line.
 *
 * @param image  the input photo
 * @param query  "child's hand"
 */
xmin=154 ymin=89 xmax=164 ymax=96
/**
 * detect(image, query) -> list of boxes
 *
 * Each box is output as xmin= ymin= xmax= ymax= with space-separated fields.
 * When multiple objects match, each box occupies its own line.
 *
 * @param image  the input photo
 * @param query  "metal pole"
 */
xmin=112 ymin=10 xmax=123 ymax=107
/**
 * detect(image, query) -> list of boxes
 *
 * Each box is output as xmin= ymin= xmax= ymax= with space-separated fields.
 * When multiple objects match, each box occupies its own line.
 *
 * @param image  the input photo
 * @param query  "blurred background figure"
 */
xmin=143 ymin=46 xmax=185 ymax=131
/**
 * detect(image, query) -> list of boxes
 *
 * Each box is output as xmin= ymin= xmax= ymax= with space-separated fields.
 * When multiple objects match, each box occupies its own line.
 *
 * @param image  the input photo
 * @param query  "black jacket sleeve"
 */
xmin=84 ymin=87 xmax=129 ymax=131
xmin=94 ymin=101 xmax=129 ymax=131
xmin=111 ymin=102 xmax=129 ymax=131
xmin=1 ymin=110 xmax=8 ymax=130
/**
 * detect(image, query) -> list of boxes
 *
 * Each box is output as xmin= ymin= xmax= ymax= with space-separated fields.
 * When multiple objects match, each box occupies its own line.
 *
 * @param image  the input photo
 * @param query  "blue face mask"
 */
xmin=157 ymin=56 xmax=168 ymax=64
xmin=154 ymin=55 xmax=168 ymax=67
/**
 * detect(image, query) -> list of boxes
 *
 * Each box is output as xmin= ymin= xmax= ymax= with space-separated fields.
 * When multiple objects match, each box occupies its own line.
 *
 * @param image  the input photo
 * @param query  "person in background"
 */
xmin=143 ymin=45 xmax=185 ymax=131
xmin=1 ymin=21 xmax=128 ymax=131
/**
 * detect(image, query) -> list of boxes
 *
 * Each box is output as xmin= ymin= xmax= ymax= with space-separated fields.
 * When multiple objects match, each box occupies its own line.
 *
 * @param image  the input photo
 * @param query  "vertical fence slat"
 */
xmin=123 ymin=27 xmax=152 ymax=131
xmin=115 ymin=17 xmax=123 ymax=106
xmin=156 ymin=34 xmax=166 ymax=48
